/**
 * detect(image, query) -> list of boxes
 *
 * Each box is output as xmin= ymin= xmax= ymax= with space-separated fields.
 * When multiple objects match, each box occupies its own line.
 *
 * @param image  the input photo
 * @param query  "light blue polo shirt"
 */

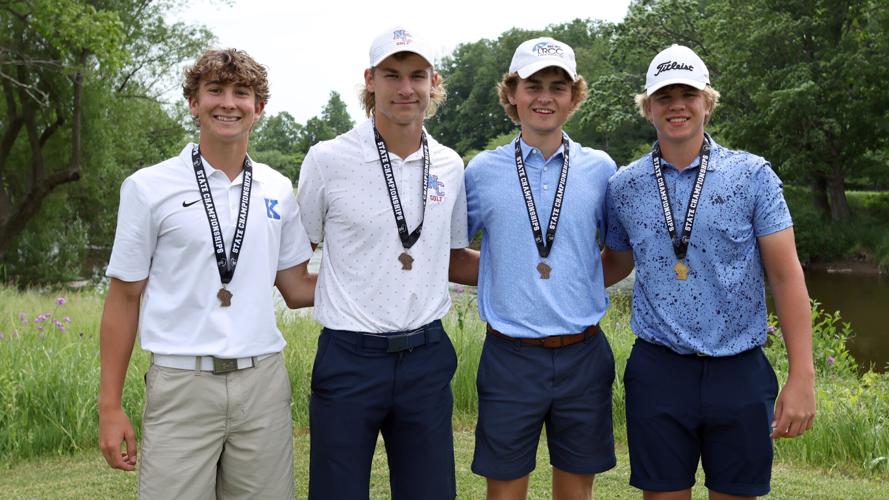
xmin=605 ymin=136 xmax=792 ymax=356
xmin=466 ymin=136 xmax=616 ymax=338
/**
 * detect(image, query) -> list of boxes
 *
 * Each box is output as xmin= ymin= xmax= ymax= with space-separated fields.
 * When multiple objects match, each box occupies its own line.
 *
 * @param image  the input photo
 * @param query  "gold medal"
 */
xmin=537 ymin=261 xmax=552 ymax=280
xmin=217 ymin=287 xmax=233 ymax=307
xmin=398 ymin=251 xmax=414 ymax=271
xmin=673 ymin=261 xmax=689 ymax=281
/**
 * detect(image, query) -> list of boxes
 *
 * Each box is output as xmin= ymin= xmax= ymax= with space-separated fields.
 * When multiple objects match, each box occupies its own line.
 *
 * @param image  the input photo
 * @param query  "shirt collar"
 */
xmin=648 ymin=133 xmax=717 ymax=175
xmin=359 ymin=118 xmax=430 ymax=165
xmin=517 ymin=135 xmax=570 ymax=163
xmin=180 ymin=143 xmax=256 ymax=186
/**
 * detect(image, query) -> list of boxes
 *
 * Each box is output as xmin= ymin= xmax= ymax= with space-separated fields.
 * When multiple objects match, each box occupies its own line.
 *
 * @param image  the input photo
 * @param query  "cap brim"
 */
xmin=371 ymin=49 xmax=434 ymax=69
xmin=515 ymin=60 xmax=577 ymax=81
xmin=646 ymin=77 xmax=707 ymax=96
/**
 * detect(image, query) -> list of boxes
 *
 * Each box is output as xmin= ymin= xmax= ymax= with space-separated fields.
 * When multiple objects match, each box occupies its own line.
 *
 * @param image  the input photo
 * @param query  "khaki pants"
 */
xmin=138 ymin=353 xmax=294 ymax=499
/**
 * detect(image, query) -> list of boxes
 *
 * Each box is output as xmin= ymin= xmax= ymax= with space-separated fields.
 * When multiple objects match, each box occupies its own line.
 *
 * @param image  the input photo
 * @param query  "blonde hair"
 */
xmin=360 ymin=53 xmax=447 ymax=118
xmin=496 ymin=67 xmax=588 ymax=123
xmin=635 ymin=85 xmax=721 ymax=123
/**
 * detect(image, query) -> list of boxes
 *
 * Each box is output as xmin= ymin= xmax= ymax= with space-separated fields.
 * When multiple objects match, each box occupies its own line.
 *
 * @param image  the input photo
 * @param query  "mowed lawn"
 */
xmin=1 ymin=429 xmax=886 ymax=499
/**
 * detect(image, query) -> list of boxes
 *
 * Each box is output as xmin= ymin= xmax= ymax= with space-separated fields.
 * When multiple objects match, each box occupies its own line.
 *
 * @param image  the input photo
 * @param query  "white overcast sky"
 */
xmin=172 ymin=0 xmax=632 ymax=124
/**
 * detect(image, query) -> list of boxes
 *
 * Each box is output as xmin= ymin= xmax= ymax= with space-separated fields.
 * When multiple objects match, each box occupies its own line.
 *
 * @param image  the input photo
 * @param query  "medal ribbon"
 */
xmin=190 ymin=145 xmax=253 ymax=286
xmin=651 ymin=138 xmax=711 ymax=260
xmin=514 ymin=135 xmax=570 ymax=259
xmin=373 ymin=124 xmax=430 ymax=250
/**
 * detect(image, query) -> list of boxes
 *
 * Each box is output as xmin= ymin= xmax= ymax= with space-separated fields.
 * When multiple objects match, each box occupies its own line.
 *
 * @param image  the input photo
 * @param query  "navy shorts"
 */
xmin=624 ymin=338 xmax=779 ymax=496
xmin=308 ymin=320 xmax=457 ymax=500
xmin=472 ymin=329 xmax=616 ymax=480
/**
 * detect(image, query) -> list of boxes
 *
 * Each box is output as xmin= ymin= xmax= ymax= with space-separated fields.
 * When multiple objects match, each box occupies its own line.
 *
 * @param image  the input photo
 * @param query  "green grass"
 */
xmin=1 ymin=431 xmax=887 ymax=499
xmin=2 ymin=287 xmax=888 ymax=493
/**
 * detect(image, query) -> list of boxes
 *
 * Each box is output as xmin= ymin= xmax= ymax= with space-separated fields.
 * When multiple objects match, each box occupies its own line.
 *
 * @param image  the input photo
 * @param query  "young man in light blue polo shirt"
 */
xmin=453 ymin=37 xmax=618 ymax=500
xmin=603 ymin=44 xmax=816 ymax=499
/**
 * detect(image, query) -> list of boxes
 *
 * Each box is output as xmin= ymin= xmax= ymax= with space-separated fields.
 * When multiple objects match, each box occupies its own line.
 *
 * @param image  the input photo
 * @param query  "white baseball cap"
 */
xmin=369 ymin=26 xmax=435 ymax=68
xmin=509 ymin=37 xmax=577 ymax=81
xmin=645 ymin=44 xmax=709 ymax=95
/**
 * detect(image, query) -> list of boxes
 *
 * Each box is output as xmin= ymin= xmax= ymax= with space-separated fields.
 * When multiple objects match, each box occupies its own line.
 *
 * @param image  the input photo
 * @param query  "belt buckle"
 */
xmin=212 ymin=357 xmax=238 ymax=374
xmin=386 ymin=334 xmax=411 ymax=353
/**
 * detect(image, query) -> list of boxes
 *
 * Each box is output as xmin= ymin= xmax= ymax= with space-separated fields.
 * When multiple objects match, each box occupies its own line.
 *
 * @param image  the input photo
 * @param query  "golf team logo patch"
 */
xmin=393 ymin=29 xmax=413 ymax=46
xmin=532 ymin=41 xmax=564 ymax=58
xmin=428 ymin=174 xmax=446 ymax=203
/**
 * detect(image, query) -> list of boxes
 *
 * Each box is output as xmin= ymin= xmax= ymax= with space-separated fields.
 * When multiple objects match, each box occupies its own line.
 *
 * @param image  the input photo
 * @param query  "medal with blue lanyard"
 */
xmin=651 ymin=137 xmax=710 ymax=280
xmin=373 ymin=122 xmax=430 ymax=270
xmin=514 ymin=135 xmax=570 ymax=280
xmin=190 ymin=145 xmax=253 ymax=306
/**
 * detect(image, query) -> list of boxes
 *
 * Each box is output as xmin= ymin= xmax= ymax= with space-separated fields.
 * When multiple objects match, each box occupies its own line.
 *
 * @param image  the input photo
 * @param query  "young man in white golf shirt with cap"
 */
xmin=98 ymin=48 xmax=315 ymax=498
xmin=297 ymin=26 xmax=468 ymax=499
xmin=604 ymin=44 xmax=815 ymax=499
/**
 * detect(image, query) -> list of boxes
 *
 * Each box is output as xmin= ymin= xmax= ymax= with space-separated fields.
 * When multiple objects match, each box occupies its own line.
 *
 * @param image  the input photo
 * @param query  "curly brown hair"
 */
xmin=182 ymin=48 xmax=270 ymax=106
xmin=497 ymin=68 xmax=588 ymax=123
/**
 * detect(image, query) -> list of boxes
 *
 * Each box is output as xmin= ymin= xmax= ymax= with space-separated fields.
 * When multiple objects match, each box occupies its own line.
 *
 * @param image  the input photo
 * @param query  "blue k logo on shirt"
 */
xmin=264 ymin=198 xmax=281 ymax=219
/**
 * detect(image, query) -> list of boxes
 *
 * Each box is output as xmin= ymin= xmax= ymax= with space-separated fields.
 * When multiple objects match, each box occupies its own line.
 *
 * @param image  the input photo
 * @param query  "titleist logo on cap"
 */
xmin=654 ymin=60 xmax=695 ymax=77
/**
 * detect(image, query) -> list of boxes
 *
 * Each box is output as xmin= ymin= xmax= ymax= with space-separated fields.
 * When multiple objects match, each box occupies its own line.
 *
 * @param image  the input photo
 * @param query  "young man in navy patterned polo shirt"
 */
xmin=602 ymin=44 xmax=816 ymax=499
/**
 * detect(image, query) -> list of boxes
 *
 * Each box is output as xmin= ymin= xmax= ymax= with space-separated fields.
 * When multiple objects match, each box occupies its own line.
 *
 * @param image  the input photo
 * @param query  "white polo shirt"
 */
xmin=106 ymin=144 xmax=313 ymax=357
xmin=297 ymin=119 xmax=468 ymax=333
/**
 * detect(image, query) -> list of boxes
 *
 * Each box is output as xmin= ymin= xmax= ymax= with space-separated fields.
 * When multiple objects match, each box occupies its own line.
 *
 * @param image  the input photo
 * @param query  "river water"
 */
xmin=796 ymin=270 xmax=889 ymax=372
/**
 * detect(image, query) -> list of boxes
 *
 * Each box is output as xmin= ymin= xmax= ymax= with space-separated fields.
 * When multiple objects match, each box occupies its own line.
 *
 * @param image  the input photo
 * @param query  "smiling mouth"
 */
xmin=667 ymin=117 xmax=689 ymax=123
xmin=214 ymin=115 xmax=241 ymax=122
xmin=533 ymin=108 xmax=555 ymax=114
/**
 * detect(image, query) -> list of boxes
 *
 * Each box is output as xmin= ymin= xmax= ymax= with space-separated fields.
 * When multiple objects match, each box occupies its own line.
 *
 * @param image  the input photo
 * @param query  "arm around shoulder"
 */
xmin=276 ymin=259 xmax=316 ymax=309
xmin=601 ymin=246 xmax=634 ymax=287
xmin=449 ymin=247 xmax=479 ymax=286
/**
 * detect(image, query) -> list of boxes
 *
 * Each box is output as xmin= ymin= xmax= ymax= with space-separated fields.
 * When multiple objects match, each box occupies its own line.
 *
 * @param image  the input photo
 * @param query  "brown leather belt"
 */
xmin=486 ymin=324 xmax=599 ymax=348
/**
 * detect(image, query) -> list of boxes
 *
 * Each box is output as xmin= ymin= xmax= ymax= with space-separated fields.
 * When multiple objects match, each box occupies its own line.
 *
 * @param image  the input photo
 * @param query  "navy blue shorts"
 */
xmin=624 ymin=338 xmax=779 ymax=496
xmin=308 ymin=320 xmax=457 ymax=500
xmin=472 ymin=329 xmax=616 ymax=480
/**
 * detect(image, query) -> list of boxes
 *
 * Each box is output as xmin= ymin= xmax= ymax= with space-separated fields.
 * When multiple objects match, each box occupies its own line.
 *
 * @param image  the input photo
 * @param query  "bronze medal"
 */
xmin=537 ymin=261 xmax=552 ymax=280
xmin=673 ymin=261 xmax=689 ymax=281
xmin=217 ymin=287 xmax=233 ymax=307
xmin=398 ymin=252 xmax=414 ymax=271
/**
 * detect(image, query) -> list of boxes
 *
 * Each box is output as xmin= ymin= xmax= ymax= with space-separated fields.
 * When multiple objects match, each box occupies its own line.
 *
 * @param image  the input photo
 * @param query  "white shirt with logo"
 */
xmin=106 ymin=144 xmax=313 ymax=357
xmin=297 ymin=119 xmax=468 ymax=333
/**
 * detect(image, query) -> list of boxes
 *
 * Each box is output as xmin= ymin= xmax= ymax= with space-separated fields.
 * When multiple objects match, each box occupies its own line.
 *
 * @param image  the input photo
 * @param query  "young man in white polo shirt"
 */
xmin=297 ymin=26 xmax=468 ymax=499
xmin=98 ymin=48 xmax=315 ymax=499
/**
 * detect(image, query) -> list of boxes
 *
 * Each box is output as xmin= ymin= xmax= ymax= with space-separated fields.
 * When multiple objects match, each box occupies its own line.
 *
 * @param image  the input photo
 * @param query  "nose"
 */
xmin=220 ymin=89 xmax=237 ymax=108
xmin=396 ymin=77 xmax=414 ymax=97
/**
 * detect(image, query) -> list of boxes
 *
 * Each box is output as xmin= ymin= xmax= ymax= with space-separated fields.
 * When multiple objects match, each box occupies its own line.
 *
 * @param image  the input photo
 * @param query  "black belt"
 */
xmin=323 ymin=320 xmax=443 ymax=353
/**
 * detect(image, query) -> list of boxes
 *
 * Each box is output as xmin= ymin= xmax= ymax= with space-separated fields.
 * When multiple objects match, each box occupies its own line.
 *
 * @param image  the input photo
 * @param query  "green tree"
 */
xmin=321 ymin=91 xmax=353 ymax=136
xmin=708 ymin=0 xmax=889 ymax=220
xmin=0 ymin=0 xmax=211 ymax=283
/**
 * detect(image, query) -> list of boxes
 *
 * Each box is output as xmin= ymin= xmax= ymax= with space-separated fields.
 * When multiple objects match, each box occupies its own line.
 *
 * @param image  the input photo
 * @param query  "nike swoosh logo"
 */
xmin=182 ymin=199 xmax=201 ymax=207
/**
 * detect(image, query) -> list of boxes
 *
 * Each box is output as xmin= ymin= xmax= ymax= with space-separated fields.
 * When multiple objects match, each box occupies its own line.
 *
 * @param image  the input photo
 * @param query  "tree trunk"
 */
xmin=810 ymin=173 xmax=830 ymax=219
xmin=826 ymin=171 xmax=850 ymax=221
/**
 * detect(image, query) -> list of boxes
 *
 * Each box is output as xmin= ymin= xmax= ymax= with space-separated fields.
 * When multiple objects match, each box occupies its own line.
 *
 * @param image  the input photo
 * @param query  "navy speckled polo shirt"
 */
xmin=605 ymin=136 xmax=792 ymax=356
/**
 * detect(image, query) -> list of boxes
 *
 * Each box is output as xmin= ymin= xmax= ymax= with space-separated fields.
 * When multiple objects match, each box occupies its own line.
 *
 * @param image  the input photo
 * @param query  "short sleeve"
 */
xmin=296 ymin=148 xmax=326 ymax=243
xmin=465 ymin=161 xmax=484 ymax=239
xmin=450 ymin=166 xmax=469 ymax=249
xmin=604 ymin=178 xmax=631 ymax=251
xmin=277 ymin=187 xmax=314 ymax=270
xmin=106 ymin=177 xmax=156 ymax=281
xmin=752 ymin=162 xmax=793 ymax=237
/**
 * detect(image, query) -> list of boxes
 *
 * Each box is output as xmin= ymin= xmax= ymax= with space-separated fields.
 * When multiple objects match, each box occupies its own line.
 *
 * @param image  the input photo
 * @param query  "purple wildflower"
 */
xmin=64 ymin=316 xmax=72 ymax=323
xmin=56 ymin=297 xmax=66 ymax=305
xmin=54 ymin=320 xmax=64 ymax=329
xmin=35 ymin=313 xmax=49 ymax=323
xmin=767 ymin=325 xmax=777 ymax=335
xmin=19 ymin=312 xmax=27 ymax=323
xmin=827 ymin=355 xmax=836 ymax=366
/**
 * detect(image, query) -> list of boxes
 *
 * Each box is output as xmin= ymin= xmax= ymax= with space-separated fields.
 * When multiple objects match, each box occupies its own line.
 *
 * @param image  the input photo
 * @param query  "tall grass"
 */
xmin=1 ymin=287 xmax=887 ymax=477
